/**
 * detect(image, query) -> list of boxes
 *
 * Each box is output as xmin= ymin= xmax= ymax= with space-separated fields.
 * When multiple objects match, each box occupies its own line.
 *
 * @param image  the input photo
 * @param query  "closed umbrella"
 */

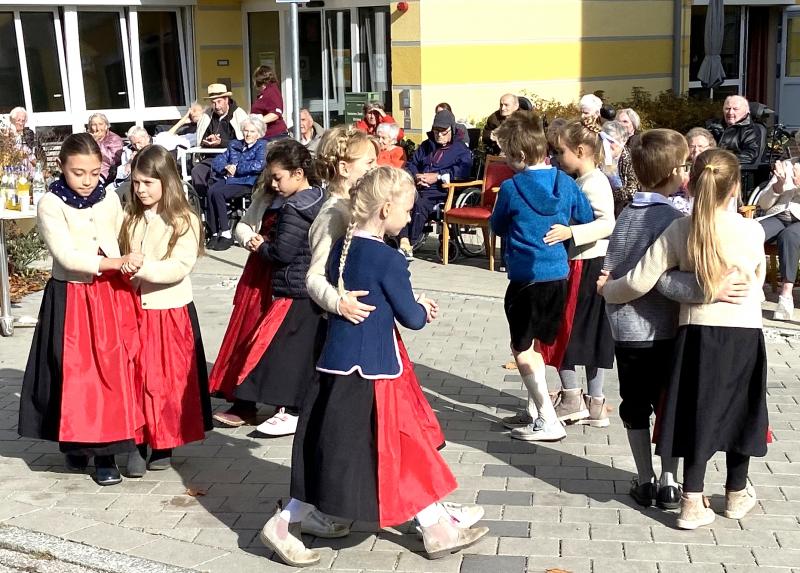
xmin=698 ymin=0 xmax=726 ymax=89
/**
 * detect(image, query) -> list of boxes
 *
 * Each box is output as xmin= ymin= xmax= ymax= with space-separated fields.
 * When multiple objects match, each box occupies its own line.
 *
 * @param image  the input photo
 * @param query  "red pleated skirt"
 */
xmin=59 ymin=273 xmax=143 ymax=443
xmin=540 ymin=259 xmax=583 ymax=368
xmin=135 ymin=305 xmax=208 ymax=449
xmin=208 ymin=252 xmax=274 ymax=399
xmin=290 ymin=330 xmax=456 ymax=527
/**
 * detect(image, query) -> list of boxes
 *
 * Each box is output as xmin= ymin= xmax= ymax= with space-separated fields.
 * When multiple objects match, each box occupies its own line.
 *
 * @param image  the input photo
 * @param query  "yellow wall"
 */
xmin=195 ymin=0 xmax=247 ymax=106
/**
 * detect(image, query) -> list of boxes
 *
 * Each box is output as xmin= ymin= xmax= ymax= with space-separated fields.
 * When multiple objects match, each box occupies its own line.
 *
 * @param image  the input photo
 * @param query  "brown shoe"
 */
xmin=554 ymin=388 xmax=589 ymax=423
xmin=259 ymin=507 xmax=321 ymax=567
xmin=576 ymin=395 xmax=610 ymax=428
xmin=676 ymin=494 xmax=715 ymax=530
xmin=213 ymin=407 xmax=257 ymax=427
xmin=421 ymin=516 xmax=489 ymax=560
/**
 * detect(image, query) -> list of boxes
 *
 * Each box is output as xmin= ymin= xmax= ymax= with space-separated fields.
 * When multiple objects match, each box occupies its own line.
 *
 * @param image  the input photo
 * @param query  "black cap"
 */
xmin=432 ymin=109 xmax=456 ymax=131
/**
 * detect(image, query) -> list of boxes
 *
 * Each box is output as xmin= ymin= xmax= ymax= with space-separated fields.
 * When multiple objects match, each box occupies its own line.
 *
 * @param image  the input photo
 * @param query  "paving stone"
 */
xmin=591 ymin=558 xmax=658 ymax=573
xmin=7 ymin=509 xmax=96 ymax=536
xmin=752 ymin=547 xmax=800 ymax=567
xmin=623 ymin=541 xmax=690 ymax=562
xmin=125 ymin=537 xmax=228 ymax=568
xmin=475 ymin=490 xmax=531 ymax=506
xmin=497 ymin=536 xmax=559 ymax=556
xmin=460 ymin=555 xmax=526 ymax=573
xmin=330 ymin=550 xmax=399 ymax=571
xmin=688 ymin=544 xmax=757 ymax=565
xmin=65 ymin=524 xmax=154 ymax=552
xmin=475 ymin=520 xmax=528 ymax=538
xmin=561 ymin=539 xmax=623 ymax=559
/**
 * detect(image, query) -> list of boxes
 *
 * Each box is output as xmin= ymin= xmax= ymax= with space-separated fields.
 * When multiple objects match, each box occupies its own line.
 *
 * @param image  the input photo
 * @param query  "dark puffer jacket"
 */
xmin=718 ymin=115 xmax=762 ymax=164
xmin=258 ymin=186 xmax=324 ymax=298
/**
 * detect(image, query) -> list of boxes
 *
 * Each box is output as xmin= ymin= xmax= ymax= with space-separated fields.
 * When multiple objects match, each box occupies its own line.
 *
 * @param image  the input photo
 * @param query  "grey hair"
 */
xmin=87 ymin=112 xmax=110 ymax=127
xmin=126 ymin=125 xmax=150 ymax=141
xmin=601 ymin=121 xmax=628 ymax=146
xmin=724 ymin=94 xmax=749 ymax=108
xmin=9 ymin=107 xmax=27 ymax=120
xmin=685 ymin=127 xmax=717 ymax=147
xmin=579 ymin=94 xmax=603 ymax=114
xmin=376 ymin=122 xmax=401 ymax=142
xmin=618 ymin=108 xmax=641 ymax=130
xmin=241 ymin=114 xmax=266 ymax=138
xmin=500 ymin=93 xmax=519 ymax=106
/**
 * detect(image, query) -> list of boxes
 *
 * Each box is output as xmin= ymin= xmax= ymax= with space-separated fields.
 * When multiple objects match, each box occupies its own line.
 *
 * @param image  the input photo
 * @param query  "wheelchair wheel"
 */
xmin=183 ymin=182 xmax=203 ymax=217
xmin=437 ymin=232 xmax=461 ymax=263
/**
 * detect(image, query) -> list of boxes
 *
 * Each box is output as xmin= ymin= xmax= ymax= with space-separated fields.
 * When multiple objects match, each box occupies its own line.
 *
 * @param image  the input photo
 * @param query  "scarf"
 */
xmin=49 ymin=176 xmax=106 ymax=209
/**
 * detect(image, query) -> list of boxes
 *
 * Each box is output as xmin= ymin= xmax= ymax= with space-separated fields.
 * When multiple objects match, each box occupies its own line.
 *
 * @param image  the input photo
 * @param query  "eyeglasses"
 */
xmin=678 ymin=162 xmax=692 ymax=171
xmin=433 ymin=128 xmax=451 ymax=136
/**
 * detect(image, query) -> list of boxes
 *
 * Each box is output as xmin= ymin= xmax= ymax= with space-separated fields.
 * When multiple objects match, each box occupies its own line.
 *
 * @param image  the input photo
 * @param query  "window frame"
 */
xmin=687 ymin=4 xmax=747 ymax=99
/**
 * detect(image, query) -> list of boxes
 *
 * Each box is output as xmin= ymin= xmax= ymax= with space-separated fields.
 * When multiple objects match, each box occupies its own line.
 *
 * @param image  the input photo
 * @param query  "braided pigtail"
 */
xmin=337 ymin=213 xmax=359 ymax=297
xmin=581 ymin=116 xmax=605 ymax=166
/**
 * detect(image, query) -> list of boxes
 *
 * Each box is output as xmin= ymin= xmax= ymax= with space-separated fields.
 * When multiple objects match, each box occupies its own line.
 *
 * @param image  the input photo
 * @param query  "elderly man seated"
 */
xmin=399 ymin=109 xmax=472 ymax=258
xmin=191 ymin=83 xmax=249 ymax=200
xmin=298 ymin=108 xmax=323 ymax=155
xmin=481 ymin=94 xmax=519 ymax=154
xmin=718 ymin=95 xmax=761 ymax=165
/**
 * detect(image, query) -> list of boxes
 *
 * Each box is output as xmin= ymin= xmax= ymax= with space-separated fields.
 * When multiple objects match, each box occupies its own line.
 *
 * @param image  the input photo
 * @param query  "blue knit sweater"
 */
xmin=490 ymin=167 xmax=594 ymax=283
xmin=316 ymin=235 xmax=427 ymax=379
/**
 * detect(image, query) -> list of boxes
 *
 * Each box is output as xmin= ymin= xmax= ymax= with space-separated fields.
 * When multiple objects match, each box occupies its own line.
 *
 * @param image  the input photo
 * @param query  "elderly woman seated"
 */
xmin=87 ymin=113 xmax=124 ymax=180
xmin=108 ymin=126 xmax=152 ymax=200
xmin=669 ymin=128 xmax=718 ymax=215
xmin=6 ymin=107 xmax=39 ymax=167
xmin=601 ymin=120 xmax=639 ymax=215
xmin=759 ymin=160 xmax=800 ymax=321
xmin=376 ymin=123 xmax=405 ymax=168
xmin=206 ymin=115 xmax=268 ymax=251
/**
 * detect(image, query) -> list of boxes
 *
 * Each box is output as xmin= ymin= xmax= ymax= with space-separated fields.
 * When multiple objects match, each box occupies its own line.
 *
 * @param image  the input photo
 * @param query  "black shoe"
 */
xmin=206 ymin=235 xmax=219 ymax=248
xmin=657 ymin=483 xmax=682 ymax=510
xmin=93 ymin=456 xmax=122 ymax=486
xmin=125 ymin=445 xmax=148 ymax=478
xmin=64 ymin=454 xmax=89 ymax=472
xmin=147 ymin=448 xmax=173 ymax=471
xmin=210 ymin=236 xmax=234 ymax=251
xmin=629 ymin=479 xmax=656 ymax=507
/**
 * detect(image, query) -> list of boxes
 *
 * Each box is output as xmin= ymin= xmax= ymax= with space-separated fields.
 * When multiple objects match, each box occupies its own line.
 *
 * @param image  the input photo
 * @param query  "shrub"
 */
xmin=6 ymin=222 xmax=47 ymax=277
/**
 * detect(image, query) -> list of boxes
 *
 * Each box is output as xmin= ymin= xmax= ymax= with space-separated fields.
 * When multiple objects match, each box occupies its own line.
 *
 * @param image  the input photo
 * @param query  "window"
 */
xmin=20 ymin=12 xmax=66 ymax=113
xmin=326 ymin=10 xmax=352 ymax=125
xmin=137 ymin=11 xmax=185 ymax=107
xmin=358 ymin=7 xmax=391 ymax=112
xmin=248 ymin=12 xmax=281 ymax=103
xmin=78 ymin=11 xmax=130 ymax=110
xmin=787 ymin=15 xmax=800 ymax=78
xmin=688 ymin=5 xmax=744 ymax=99
xmin=0 ymin=12 xmax=24 ymax=113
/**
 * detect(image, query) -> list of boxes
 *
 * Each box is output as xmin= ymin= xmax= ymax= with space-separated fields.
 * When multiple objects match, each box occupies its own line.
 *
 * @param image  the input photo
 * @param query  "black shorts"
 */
xmin=615 ymin=340 xmax=675 ymax=430
xmin=504 ymin=279 xmax=568 ymax=352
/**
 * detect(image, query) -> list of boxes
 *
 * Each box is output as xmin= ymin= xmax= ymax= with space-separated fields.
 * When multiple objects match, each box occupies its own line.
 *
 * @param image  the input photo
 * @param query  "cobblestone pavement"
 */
xmin=1 ymin=247 xmax=799 ymax=573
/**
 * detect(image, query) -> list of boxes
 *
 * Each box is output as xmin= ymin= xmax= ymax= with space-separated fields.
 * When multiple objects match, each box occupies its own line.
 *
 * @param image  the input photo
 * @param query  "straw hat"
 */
xmin=204 ymin=83 xmax=233 ymax=99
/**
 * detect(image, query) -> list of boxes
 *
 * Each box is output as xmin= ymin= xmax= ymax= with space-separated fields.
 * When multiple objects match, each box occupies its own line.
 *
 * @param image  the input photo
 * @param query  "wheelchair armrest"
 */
xmin=443 ymin=179 xmax=483 ymax=211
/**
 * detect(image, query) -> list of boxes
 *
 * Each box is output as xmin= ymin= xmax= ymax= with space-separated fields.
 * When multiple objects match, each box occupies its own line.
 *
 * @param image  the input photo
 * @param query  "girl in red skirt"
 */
xmin=19 ymin=133 xmax=143 ymax=486
xmin=260 ymin=167 xmax=489 ymax=567
xmin=119 ymin=145 xmax=212 ymax=476
xmin=209 ymin=169 xmax=281 ymax=427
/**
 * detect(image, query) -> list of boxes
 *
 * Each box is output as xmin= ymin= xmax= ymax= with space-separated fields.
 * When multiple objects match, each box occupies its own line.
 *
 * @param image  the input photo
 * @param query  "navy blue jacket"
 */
xmin=212 ymin=138 xmax=267 ymax=187
xmin=490 ymin=167 xmax=594 ymax=283
xmin=258 ymin=186 xmax=324 ymax=298
xmin=317 ymin=236 xmax=427 ymax=379
xmin=406 ymin=133 xmax=472 ymax=196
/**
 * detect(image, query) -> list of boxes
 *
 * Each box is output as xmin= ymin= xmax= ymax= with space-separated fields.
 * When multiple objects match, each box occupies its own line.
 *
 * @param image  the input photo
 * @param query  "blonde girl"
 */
xmin=538 ymin=117 xmax=615 ymax=429
xmin=599 ymin=149 xmax=767 ymax=530
xmin=119 ymin=145 xmax=211 ymax=477
xmin=260 ymin=167 xmax=487 ymax=567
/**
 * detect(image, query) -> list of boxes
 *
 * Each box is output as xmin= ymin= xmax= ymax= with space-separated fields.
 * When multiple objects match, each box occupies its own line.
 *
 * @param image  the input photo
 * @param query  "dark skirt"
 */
xmin=135 ymin=303 xmax=212 ymax=449
xmin=290 ymin=333 xmax=457 ymax=527
xmin=561 ymin=256 xmax=615 ymax=369
xmin=234 ymin=297 xmax=326 ymax=409
xmin=19 ymin=276 xmax=141 ymax=456
xmin=655 ymin=325 xmax=769 ymax=461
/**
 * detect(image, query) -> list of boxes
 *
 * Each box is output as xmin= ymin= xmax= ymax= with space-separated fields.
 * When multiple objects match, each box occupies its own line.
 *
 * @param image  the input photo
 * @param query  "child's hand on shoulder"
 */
xmin=596 ymin=269 xmax=610 ymax=295
xmin=543 ymin=224 xmax=572 ymax=245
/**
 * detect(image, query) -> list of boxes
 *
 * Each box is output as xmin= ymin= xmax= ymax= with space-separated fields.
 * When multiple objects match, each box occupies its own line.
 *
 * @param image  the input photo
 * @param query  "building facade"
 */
xmin=1 ymin=0 xmax=799 ymax=141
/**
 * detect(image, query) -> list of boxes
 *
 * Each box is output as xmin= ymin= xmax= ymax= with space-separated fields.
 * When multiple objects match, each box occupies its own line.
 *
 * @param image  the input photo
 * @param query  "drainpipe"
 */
xmin=673 ymin=0 xmax=683 ymax=94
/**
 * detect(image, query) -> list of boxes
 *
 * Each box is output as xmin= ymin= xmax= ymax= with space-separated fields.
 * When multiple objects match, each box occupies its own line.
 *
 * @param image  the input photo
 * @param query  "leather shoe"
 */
xmin=64 ymin=454 xmax=89 ymax=472
xmin=657 ymin=484 xmax=682 ymax=510
xmin=148 ymin=448 xmax=173 ymax=471
xmin=300 ymin=509 xmax=350 ymax=538
xmin=209 ymin=236 xmax=234 ymax=251
xmin=125 ymin=445 xmax=148 ymax=478
xmin=629 ymin=478 xmax=656 ymax=507
xmin=94 ymin=465 xmax=122 ymax=486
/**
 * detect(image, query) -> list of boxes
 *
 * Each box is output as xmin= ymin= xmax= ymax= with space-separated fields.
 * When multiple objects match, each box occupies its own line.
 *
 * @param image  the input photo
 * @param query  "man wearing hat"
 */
xmin=400 ymin=109 xmax=472 ymax=258
xmin=191 ymin=83 xmax=249 ymax=200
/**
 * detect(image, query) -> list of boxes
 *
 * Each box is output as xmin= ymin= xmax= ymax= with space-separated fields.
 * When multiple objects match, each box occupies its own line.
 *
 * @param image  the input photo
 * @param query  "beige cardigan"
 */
xmin=569 ymin=168 xmax=615 ymax=260
xmin=126 ymin=211 xmax=201 ymax=310
xmin=306 ymin=196 xmax=350 ymax=314
xmin=37 ymin=191 xmax=123 ymax=283
xmin=602 ymin=211 xmax=765 ymax=328
xmin=234 ymin=190 xmax=273 ymax=245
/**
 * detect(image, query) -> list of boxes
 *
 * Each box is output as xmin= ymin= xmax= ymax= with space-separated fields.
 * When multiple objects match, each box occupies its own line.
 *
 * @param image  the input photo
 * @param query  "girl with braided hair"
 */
xmin=260 ymin=167 xmax=488 ymax=567
xmin=537 ymin=117 xmax=616 ymax=430
xmin=599 ymin=149 xmax=767 ymax=530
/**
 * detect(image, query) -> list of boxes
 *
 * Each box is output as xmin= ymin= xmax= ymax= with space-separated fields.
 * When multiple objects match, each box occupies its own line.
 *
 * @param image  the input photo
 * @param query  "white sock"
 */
xmin=221 ymin=230 xmax=232 ymax=239
xmin=415 ymin=502 xmax=444 ymax=527
xmin=526 ymin=394 xmax=538 ymax=420
xmin=660 ymin=455 xmax=679 ymax=488
xmin=627 ymin=428 xmax=656 ymax=484
xmin=280 ymin=498 xmax=314 ymax=523
xmin=522 ymin=368 xmax=556 ymax=424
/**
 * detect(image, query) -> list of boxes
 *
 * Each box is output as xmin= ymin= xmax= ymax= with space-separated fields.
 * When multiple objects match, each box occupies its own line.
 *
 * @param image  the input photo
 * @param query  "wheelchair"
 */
xmin=412 ymin=186 xmax=486 ymax=263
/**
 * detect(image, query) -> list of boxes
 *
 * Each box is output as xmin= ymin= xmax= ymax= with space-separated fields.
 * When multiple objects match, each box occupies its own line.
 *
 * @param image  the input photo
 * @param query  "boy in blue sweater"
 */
xmin=490 ymin=111 xmax=594 ymax=442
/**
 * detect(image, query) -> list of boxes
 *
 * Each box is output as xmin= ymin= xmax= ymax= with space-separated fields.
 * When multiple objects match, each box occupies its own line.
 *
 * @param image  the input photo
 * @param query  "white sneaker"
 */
xmin=774 ymin=295 xmax=795 ymax=321
xmin=256 ymin=408 xmax=299 ymax=436
xmin=510 ymin=418 xmax=566 ymax=442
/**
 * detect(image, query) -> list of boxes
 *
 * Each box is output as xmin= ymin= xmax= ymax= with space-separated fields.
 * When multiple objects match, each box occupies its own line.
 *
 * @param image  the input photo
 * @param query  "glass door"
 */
xmin=780 ymin=9 xmax=800 ymax=129
xmin=298 ymin=11 xmax=326 ymax=125
xmin=325 ymin=9 xmax=351 ymax=126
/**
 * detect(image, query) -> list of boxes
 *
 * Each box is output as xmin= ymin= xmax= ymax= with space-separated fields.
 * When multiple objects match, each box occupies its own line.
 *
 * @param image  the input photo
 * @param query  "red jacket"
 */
xmin=355 ymin=113 xmax=404 ymax=140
